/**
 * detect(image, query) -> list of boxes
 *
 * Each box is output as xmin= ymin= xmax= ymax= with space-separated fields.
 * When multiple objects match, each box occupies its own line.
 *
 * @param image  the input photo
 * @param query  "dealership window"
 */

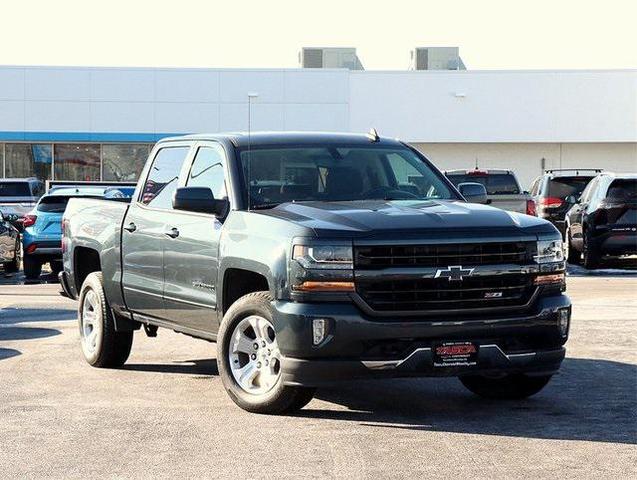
xmin=4 ymin=143 xmax=52 ymax=180
xmin=54 ymin=144 xmax=101 ymax=181
xmin=102 ymin=144 xmax=150 ymax=182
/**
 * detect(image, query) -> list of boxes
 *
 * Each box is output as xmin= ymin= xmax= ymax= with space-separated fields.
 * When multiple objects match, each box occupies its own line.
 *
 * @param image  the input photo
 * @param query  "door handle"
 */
xmin=123 ymin=222 xmax=137 ymax=233
xmin=164 ymin=227 xmax=179 ymax=239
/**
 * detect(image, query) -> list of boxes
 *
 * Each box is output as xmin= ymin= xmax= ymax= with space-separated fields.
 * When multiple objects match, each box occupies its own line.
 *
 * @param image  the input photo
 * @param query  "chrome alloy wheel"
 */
xmin=229 ymin=315 xmax=281 ymax=395
xmin=80 ymin=289 xmax=102 ymax=355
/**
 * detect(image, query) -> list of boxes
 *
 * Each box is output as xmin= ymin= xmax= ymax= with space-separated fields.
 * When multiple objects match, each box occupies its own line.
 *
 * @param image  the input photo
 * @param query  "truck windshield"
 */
xmin=239 ymin=146 xmax=457 ymax=208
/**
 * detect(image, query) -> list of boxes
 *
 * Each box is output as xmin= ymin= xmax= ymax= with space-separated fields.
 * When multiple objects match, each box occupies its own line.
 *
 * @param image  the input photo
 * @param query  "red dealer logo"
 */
xmin=436 ymin=344 xmax=477 ymax=356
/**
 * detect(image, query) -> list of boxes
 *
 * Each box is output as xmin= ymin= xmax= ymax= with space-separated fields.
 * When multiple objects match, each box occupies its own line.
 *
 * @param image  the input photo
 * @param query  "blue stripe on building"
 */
xmin=0 ymin=131 xmax=183 ymax=142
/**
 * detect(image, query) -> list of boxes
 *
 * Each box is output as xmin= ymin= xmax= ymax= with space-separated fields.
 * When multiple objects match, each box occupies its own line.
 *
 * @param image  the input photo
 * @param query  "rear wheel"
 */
xmin=78 ymin=272 xmax=133 ymax=368
xmin=23 ymin=254 xmax=42 ymax=280
xmin=565 ymin=227 xmax=580 ymax=264
xmin=460 ymin=374 xmax=552 ymax=399
xmin=217 ymin=291 xmax=315 ymax=414
xmin=3 ymin=239 xmax=20 ymax=273
xmin=582 ymin=227 xmax=600 ymax=269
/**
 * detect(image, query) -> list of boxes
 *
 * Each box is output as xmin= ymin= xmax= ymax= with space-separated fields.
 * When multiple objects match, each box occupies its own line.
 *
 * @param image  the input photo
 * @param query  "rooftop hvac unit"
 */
xmin=411 ymin=47 xmax=466 ymax=70
xmin=300 ymin=48 xmax=364 ymax=70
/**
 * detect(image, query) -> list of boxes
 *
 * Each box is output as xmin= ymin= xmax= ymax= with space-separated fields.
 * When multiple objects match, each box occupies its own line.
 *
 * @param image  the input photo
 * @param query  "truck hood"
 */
xmin=257 ymin=200 xmax=558 ymax=239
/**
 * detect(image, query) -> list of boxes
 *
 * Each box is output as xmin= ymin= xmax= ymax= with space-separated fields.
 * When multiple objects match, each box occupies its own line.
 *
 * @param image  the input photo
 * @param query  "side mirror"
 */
xmin=565 ymin=195 xmax=578 ymax=204
xmin=458 ymin=182 xmax=488 ymax=204
xmin=0 ymin=211 xmax=4 ymax=222
xmin=173 ymin=187 xmax=228 ymax=217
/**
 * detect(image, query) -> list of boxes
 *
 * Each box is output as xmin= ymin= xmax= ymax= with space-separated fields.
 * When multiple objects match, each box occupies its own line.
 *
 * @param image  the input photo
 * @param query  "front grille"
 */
xmin=355 ymin=241 xmax=535 ymax=269
xmin=356 ymin=274 xmax=535 ymax=312
xmin=354 ymin=241 xmax=537 ymax=314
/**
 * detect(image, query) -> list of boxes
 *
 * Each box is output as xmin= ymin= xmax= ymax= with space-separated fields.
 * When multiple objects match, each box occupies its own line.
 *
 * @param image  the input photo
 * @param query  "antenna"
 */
xmin=366 ymin=127 xmax=380 ymax=142
xmin=247 ymin=92 xmax=259 ymax=210
xmin=475 ymin=157 xmax=479 ymax=170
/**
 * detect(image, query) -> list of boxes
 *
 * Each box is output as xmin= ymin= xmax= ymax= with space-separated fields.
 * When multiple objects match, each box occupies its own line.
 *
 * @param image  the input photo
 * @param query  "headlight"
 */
xmin=290 ymin=244 xmax=354 ymax=292
xmin=292 ymin=245 xmax=353 ymax=270
xmin=535 ymin=239 xmax=564 ymax=264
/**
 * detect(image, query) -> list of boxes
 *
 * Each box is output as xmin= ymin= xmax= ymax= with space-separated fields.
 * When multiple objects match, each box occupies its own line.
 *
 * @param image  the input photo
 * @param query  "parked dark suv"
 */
xmin=529 ymin=169 xmax=601 ymax=238
xmin=565 ymin=172 xmax=637 ymax=268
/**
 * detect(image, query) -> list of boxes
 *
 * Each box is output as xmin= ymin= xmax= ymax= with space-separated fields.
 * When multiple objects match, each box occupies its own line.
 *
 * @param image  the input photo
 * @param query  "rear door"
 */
xmin=121 ymin=144 xmax=192 ymax=319
xmin=161 ymin=142 xmax=228 ymax=334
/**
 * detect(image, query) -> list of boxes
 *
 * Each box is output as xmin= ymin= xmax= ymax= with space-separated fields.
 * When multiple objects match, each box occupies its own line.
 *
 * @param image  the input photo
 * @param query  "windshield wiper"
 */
xmin=250 ymin=203 xmax=281 ymax=210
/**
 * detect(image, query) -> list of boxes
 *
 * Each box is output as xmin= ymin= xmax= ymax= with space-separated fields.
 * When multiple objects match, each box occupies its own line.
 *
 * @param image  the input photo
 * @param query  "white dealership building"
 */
xmin=0 ymin=65 xmax=635 ymax=188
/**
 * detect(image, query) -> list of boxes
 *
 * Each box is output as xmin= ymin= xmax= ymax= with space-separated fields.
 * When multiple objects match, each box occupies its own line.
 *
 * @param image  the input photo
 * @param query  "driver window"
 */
xmin=187 ymin=146 xmax=227 ymax=199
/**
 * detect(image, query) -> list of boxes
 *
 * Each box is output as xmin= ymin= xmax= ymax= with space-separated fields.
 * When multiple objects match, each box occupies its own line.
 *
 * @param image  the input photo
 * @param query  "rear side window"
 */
xmin=186 ymin=146 xmax=227 ymax=199
xmin=446 ymin=173 xmax=520 ymax=195
xmin=0 ymin=182 xmax=31 ymax=196
xmin=37 ymin=196 xmax=72 ymax=213
xmin=140 ymin=147 xmax=189 ymax=209
xmin=548 ymin=177 xmax=592 ymax=199
xmin=607 ymin=179 xmax=637 ymax=201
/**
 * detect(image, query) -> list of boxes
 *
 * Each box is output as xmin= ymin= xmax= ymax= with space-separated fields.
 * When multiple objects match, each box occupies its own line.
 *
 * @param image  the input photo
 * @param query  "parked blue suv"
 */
xmin=22 ymin=186 xmax=133 ymax=279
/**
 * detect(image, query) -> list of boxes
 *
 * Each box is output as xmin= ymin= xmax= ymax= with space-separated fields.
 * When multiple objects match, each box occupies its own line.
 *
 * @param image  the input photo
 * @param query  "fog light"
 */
xmin=558 ymin=309 xmax=570 ymax=337
xmin=312 ymin=318 xmax=328 ymax=345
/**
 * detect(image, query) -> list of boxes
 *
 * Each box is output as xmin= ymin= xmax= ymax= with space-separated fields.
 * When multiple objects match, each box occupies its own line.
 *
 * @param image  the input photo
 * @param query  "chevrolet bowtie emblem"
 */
xmin=434 ymin=265 xmax=475 ymax=281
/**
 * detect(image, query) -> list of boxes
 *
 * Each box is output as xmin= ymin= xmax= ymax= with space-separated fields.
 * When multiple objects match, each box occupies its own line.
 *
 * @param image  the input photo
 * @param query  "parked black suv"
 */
xmin=565 ymin=172 xmax=637 ymax=268
xmin=529 ymin=169 xmax=601 ymax=238
xmin=61 ymin=132 xmax=571 ymax=414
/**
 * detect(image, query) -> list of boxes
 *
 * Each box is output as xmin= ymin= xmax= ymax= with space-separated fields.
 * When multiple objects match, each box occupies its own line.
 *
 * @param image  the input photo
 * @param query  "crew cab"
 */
xmin=445 ymin=168 xmax=534 ymax=215
xmin=61 ymin=132 xmax=571 ymax=414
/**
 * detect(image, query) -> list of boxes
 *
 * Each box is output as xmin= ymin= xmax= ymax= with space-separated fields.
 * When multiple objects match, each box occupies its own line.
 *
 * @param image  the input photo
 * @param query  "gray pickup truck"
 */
xmin=61 ymin=132 xmax=570 ymax=414
xmin=445 ymin=168 xmax=534 ymax=215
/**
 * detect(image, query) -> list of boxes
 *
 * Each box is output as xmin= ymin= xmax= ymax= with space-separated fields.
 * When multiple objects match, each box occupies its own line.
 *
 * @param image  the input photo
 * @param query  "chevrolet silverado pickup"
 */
xmin=61 ymin=132 xmax=571 ymax=414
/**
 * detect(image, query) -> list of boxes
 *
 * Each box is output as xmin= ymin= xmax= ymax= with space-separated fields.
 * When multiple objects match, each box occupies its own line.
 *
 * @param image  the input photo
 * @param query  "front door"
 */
xmin=121 ymin=145 xmax=191 ymax=319
xmin=162 ymin=143 xmax=228 ymax=334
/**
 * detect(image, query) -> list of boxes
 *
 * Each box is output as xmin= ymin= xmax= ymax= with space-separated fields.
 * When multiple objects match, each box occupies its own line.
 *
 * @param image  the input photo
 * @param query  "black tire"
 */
xmin=78 ymin=272 xmax=133 ymax=368
xmin=3 ymin=239 xmax=20 ymax=273
xmin=23 ymin=254 xmax=42 ymax=280
xmin=460 ymin=373 xmax=552 ymax=399
xmin=217 ymin=291 xmax=315 ymax=414
xmin=582 ymin=227 xmax=600 ymax=269
xmin=50 ymin=260 xmax=63 ymax=276
xmin=565 ymin=227 xmax=580 ymax=264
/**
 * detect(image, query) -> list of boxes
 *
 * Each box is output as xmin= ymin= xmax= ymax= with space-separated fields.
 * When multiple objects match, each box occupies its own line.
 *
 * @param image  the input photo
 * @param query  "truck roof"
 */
xmin=159 ymin=131 xmax=405 ymax=148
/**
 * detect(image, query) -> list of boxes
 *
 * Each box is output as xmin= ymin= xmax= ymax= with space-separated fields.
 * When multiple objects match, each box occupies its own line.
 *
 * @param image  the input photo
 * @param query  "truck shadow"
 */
xmin=298 ymin=357 xmax=636 ymax=445
xmin=0 ymin=347 xmax=21 ymax=360
xmin=0 ymin=326 xmax=61 ymax=341
xmin=123 ymin=358 xmax=218 ymax=375
xmin=0 ymin=308 xmax=76 ymax=324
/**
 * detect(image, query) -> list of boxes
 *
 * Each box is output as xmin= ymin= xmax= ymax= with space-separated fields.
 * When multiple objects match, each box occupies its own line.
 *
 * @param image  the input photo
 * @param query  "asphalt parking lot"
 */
xmin=1 ymin=268 xmax=636 ymax=479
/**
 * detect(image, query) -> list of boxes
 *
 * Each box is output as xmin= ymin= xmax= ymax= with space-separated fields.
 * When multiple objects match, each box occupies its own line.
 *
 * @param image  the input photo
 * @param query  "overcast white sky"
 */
xmin=3 ymin=0 xmax=636 ymax=70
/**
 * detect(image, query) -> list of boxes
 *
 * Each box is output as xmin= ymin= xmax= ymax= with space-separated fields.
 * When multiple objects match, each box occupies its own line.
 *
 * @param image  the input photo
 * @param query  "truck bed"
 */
xmin=62 ymin=197 xmax=131 ymax=304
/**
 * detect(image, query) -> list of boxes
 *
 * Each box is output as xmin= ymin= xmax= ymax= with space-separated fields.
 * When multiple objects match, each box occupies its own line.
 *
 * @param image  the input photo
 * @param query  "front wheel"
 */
xmin=460 ymin=374 xmax=552 ymax=399
xmin=217 ymin=291 xmax=315 ymax=414
xmin=78 ymin=272 xmax=133 ymax=368
xmin=23 ymin=254 xmax=42 ymax=280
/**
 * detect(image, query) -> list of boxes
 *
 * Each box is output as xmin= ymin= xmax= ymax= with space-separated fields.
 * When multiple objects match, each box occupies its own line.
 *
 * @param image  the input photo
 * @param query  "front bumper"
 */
xmin=273 ymin=294 xmax=571 ymax=387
